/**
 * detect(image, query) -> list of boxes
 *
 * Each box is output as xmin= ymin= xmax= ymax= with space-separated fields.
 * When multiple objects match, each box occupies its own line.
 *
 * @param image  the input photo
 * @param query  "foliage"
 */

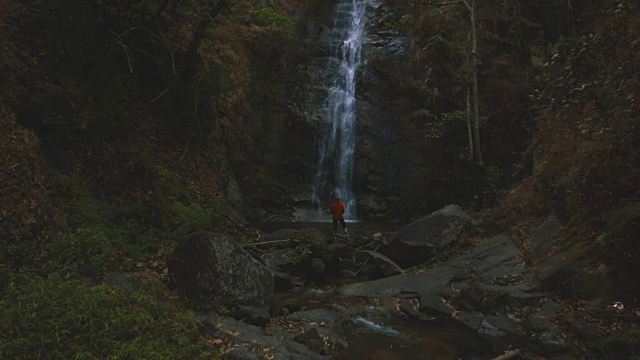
xmin=0 ymin=273 xmax=210 ymax=359
xmin=285 ymin=243 xmax=312 ymax=266
xmin=252 ymin=7 xmax=295 ymax=30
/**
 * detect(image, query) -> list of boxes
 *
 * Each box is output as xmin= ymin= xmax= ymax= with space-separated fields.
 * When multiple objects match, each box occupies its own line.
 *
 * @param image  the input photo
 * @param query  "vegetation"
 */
xmin=0 ymin=0 xmax=298 ymax=357
xmin=1 ymin=0 xmax=639 ymax=356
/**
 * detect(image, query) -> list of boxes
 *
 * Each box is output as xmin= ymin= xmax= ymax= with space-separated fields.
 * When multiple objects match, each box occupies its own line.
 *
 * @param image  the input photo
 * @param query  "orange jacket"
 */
xmin=330 ymin=202 xmax=345 ymax=220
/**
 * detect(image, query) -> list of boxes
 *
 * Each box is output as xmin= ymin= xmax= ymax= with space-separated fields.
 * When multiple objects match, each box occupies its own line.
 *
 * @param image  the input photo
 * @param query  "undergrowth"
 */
xmin=0 ymin=273 xmax=213 ymax=359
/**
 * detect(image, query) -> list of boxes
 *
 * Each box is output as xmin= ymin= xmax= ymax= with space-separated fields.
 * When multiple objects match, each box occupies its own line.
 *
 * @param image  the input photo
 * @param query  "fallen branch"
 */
xmin=355 ymin=244 xmax=380 ymax=276
xmin=242 ymin=239 xmax=295 ymax=247
xmin=491 ymin=349 xmax=521 ymax=360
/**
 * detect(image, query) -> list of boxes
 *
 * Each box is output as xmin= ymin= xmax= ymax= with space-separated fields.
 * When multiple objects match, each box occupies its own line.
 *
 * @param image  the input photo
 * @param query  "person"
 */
xmin=330 ymin=196 xmax=347 ymax=237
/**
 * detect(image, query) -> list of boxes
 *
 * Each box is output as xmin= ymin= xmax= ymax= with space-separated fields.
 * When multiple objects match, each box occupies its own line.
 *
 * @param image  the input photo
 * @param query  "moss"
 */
xmin=0 ymin=273 xmax=213 ymax=359
xmin=252 ymin=7 xmax=295 ymax=30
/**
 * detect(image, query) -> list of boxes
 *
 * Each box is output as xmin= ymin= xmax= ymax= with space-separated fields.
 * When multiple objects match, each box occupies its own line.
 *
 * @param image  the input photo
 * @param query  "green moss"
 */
xmin=0 ymin=273 xmax=212 ymax=359
xmin=252 ymin=7 xmax=295 ymax=30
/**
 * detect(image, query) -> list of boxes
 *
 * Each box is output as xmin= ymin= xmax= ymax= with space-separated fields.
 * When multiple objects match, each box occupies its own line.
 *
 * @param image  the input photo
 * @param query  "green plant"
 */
xmin=0 ymin=273 xmax=210 ymax=359
xmin=284 ymin=243 xmax=312 ymax=266
xmin=252 ymin=7 xmax=295 ymax=30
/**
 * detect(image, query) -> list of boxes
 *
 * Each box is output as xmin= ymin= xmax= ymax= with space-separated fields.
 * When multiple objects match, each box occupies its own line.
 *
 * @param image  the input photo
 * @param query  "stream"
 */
xmin=254 ymin=221 xmax=494 ymax=360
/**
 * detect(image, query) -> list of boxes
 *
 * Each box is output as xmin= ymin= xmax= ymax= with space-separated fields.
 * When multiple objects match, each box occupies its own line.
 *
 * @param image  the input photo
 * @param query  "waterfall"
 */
xmin=309 ymin=0 xmax=367 ymax=221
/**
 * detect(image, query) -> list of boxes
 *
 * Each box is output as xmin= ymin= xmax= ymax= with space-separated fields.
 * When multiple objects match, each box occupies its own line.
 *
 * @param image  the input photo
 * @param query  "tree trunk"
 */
xmin=466 ymin=86 xmax=474 ymax=161
xmin=470 ymin=0 xmax=484 ymax=166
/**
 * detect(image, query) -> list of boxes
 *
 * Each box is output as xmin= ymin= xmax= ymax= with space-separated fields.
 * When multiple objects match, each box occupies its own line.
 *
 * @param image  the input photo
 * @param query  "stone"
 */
xmin=380 ymin=204 xmax=470 ymax=268
xmin=359 ymin=264 xmax=383 ymax=279
xmin=365 ymin=250 xmax=404 ymax=277
xmin=167 ymin=232 xmax=274 ymax=314
xmin=339 ymin=258 xmax=359 ymax=272
xmin=539 ymin=261 xmax=603 ymax=298
xmin=338 ymin=234 xmax=543 ymax=351
xmin=305 ymin=258 xmax=326 ymax=281
xmin=535 ymin=331 xmax=570 ymax=356
xmin=263 ymin=228 xmax=297 ymax=241
xmin=294 ymin=327 xmax=320 ymax=343
xmin=273 ymin=271 xmax=293 ymax=291
xmin=265 ymin=249 xmax=293 ymax=273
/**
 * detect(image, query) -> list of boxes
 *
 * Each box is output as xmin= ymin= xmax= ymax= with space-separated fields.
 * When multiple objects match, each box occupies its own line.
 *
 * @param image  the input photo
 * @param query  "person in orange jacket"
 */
xmin=330 ymin=196 xmax=347 ymax=237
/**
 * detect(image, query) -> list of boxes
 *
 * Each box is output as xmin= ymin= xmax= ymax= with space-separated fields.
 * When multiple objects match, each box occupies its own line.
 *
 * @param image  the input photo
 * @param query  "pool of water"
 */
xmin=274 ymin=285 xmax=491 ymax=360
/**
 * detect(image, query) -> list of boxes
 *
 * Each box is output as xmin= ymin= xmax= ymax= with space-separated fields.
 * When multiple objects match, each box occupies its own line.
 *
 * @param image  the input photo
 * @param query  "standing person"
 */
xmin=330 ymin=196 xmax=347 ymax=237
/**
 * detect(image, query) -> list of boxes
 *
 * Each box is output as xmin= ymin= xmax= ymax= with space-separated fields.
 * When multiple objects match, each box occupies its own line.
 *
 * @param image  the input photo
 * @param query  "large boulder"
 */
xmin=380 ymin=204 xmax=470 ymax=268
xmin=167 ymin=232 xmax=274 ymax=314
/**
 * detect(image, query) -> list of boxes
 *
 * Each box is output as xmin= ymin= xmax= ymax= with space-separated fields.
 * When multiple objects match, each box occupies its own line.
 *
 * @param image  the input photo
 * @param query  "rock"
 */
xmin=167 ymin=232 xmax=274 ymax=314
xmin=359 ymin=264 xmax=383 ymax=279
xmin=273 ymin=271 xmax=293 ymax=291
xmin=294 ymin=327 xmax=320 ymax=343
xmin=529 ymin=214 xmax=563 ymax=257
xmin=305 ymin=258 xmax=326 ymax=281
xmin=358 ymin=194 xmax=389 ymax=216
xmin=234 ymin=305 xmax=271 ymax=326
xmin=214 ymin=316 xmax=326 ymax=360
xmin=380 ymin=204 xmax=470 ymax=268
xmin=263 ymin=228 xmax=297 ymax=241
xmin=539 ymin=261 xmax=603 ymax=298
xmin=338 ymin=234 xmax=542 ymax=351
xmin=589 ymin=334 xmax=632 ymax=359
xmin=289 ymin=309 xmax=341 ymax=323
xmin=532 ymin=330 xmax=570 ymax=357
xmin=339 ymin=259 xmax=359 ymax=272
xmin=327 ymin=243 xmax=350 ymax=258
xmin=228 ymin=347 xmax=260 ymax=360
xmin=365 ymin=250 xmax=404 ymax=277
xmin=265 ymin=249 xmax=293 ymax=272
xmin=340 ymin=270 xmax=357 ymax=278
xmin=476 ymin=313 xmax=523 ymax=353
xmin=291 ymin=228 xmax=327 ymax=245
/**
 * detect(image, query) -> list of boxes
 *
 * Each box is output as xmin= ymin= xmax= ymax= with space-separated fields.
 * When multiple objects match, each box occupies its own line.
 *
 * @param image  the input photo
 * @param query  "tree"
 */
xmin=419 ymin=0 xmax=484 ymax=166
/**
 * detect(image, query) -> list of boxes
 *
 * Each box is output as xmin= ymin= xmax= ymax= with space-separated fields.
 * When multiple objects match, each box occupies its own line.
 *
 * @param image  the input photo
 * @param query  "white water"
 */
xmin=354 ymin=317 xmax=400 ymax=336
xmin=308 ymin=0 xmax=368 ymax=221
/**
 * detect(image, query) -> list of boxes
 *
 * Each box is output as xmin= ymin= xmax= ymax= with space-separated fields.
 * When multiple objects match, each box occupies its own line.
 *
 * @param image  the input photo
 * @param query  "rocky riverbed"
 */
xmin=166 ymin=205 xmax=640 ymax=359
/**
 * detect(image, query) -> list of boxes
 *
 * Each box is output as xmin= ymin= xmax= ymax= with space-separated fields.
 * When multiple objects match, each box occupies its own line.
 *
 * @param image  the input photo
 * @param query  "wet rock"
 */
xmin=380 ymin=204 xmax=471 ymax=268
xmin=338 ymin=234 xmax=543 ymax=351
xmin=214 ymin=316 xmax=326 ymax=360
xmin=589 ymin=334 xmax=633 ymax=359
xmin=526 ymin=313 xmax=554 ymax=333
xmin=532 ymin=330 xmax=570 ymax=357
xmin=359 ymin=194 xmax=389 ymax=217
xmin=167 ymin=232 xmax=274 ymax=314
xmin=289 ymin=309 xmax=341 ymax=324
xmin=476 ymin=313 xmax=523 ymax=353
xmin=273 ymin=271 xmax=293 ymax=291
xmin=562 ymin=316 xmax=599 ymax=341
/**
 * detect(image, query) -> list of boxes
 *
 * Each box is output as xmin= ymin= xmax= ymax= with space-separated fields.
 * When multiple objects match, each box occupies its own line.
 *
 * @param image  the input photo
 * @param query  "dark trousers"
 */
xmin=333 ymin=218 xmax=346 ymax=234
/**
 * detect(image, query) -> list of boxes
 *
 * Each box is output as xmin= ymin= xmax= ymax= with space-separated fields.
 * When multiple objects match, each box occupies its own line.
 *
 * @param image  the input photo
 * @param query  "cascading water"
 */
xmin=309 ymin=0 xmax=367 ymax=221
